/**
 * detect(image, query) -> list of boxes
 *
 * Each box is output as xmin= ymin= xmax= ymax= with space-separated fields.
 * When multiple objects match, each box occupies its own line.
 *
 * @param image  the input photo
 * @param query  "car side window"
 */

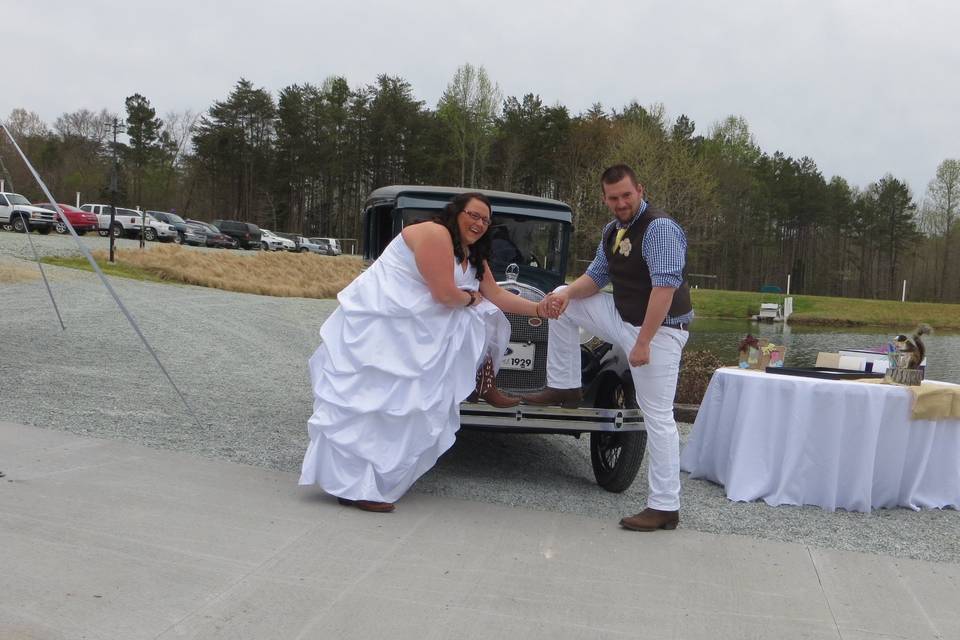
xmin=0 ymin=195 xmax=8 ymax=206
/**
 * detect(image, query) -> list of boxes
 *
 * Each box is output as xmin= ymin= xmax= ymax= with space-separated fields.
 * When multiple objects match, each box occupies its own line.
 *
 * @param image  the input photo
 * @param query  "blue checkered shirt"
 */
xmin=584 ymin=200 xmax=694 ymax=327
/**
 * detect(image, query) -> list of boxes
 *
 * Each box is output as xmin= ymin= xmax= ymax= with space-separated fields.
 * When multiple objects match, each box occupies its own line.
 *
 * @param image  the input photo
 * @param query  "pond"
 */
xmin=687 ymin=319 xmax=960 ymax=385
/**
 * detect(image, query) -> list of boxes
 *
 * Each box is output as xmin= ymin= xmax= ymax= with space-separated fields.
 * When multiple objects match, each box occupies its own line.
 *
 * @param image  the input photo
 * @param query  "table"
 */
xmin=679 ymin=367 xmax=960 ymax=512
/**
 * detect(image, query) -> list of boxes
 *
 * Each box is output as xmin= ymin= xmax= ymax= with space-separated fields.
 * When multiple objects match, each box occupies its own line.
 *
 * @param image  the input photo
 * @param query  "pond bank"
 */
xmin=691 ymin=289 xmax=960 ymax=331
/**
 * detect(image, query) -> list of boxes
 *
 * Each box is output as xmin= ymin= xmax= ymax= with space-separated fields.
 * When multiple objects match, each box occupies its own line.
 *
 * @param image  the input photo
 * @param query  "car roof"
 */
xmin=364 ymin=185 xmax=572 ymax=222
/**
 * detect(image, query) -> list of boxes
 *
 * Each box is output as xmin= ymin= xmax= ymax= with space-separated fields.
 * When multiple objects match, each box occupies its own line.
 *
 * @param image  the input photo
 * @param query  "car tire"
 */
xmin=98 ymin=229 xmax=109 ymax=237
xmin=77 ymin=230 xmax=87 ymax=236
xmin=55 ymin=222 xmax=68 ymax=234
xmin=37 ymin=226 xmax=51 ymax=235
xmin=12 ymin=214 xmax=28 ymax=233
xmin=111 ymin=224 xmax=123 ymax=238
xmin=174 ymin=233 xmax=183 ymax=244
xmin=299 ymin=247 xmax=308 ymax=253
xmin=144 ymin=228 xmax=158 ymax=242
xmin=589 ymin=376 xmax=646 ymax=493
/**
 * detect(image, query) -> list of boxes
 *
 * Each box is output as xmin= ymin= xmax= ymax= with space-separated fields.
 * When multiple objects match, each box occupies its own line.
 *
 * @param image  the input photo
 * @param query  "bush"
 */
xmin=675 ymin=349 xmax=726 ymax=405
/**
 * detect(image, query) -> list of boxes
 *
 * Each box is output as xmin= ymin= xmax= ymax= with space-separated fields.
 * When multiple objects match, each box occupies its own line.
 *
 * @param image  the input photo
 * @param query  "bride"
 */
xmin=299 ymin=192 xmax=554 ymax=512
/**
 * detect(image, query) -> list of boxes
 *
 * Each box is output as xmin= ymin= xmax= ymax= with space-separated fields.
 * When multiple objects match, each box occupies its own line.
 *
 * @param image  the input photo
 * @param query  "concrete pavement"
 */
xmin=1 ymin=420 xmax=957 ymax=640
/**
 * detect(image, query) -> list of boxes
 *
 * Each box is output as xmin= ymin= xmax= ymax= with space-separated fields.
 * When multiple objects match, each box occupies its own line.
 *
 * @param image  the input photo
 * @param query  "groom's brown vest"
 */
xmin=601 ymin=207 xmax=692 ymax=327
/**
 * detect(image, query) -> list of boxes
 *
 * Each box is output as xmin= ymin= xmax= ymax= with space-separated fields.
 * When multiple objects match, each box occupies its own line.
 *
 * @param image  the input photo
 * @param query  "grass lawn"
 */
xmin=41 ymin=245 xmax=365 ymax=298
xmin=43 ymin=255 xmax=171 ymax=283
xmin=41 ymin=248 xmax=959 ymax=330
xmin=692 ymin=288 xmax=960 ymax=330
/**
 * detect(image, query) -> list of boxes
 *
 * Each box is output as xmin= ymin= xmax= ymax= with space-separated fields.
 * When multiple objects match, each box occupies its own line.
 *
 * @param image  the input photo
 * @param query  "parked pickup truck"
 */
xmin=80 ymin=204 xmax=178 ymax=241
xmin=0 ymin=192 xmax=56 ymax=233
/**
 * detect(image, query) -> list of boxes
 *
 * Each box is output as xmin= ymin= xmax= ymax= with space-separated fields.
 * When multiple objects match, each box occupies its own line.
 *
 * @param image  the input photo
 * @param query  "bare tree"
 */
xmin=4 ymin=108 xmax=49 ymax=140
xmin=54 ymin=108 xmax=115 ymax=149
xmin=925 ymin=158 xmax=960 ymax=298
xmin=437 ymin=63 xmax=502 ymax=187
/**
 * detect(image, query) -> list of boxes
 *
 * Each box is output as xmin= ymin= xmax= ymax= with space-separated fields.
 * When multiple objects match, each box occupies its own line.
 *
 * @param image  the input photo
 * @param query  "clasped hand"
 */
xmin=536 ymin=292 xmax=568 ymax=320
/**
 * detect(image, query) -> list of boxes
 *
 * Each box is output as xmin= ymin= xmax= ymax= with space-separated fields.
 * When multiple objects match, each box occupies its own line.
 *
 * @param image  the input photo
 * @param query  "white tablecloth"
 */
xmin=680 ymin=368 xmax=960 ymax=512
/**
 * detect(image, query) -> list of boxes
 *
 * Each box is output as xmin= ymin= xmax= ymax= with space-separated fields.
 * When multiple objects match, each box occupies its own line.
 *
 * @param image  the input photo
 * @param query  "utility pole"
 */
xmin=107 ymin=118 xmax=124 ymax=263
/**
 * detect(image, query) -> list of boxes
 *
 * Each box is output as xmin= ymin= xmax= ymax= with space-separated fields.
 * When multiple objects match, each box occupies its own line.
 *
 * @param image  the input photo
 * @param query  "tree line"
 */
xmin=2 ymin=64 xmax=958 ymax=302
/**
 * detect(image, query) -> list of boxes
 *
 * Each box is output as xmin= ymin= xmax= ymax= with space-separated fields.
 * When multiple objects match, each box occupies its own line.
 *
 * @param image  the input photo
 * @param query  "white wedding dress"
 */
xmin=299 ymin=234 xmax=511 ymax=503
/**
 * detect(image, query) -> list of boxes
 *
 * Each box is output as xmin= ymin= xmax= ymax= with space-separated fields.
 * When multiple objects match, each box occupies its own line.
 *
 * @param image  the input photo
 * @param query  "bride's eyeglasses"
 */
xmin=462 ymin=210 xmax=491 ymax=227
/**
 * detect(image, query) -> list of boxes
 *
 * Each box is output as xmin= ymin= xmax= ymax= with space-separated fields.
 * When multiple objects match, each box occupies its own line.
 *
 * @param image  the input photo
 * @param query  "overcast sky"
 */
xmin=5 ymin=0 xmax=958 ymax=196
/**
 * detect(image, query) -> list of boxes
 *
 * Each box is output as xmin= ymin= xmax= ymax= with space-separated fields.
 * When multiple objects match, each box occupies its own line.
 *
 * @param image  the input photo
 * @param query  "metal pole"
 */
xmin=902 ymin=279 xmax=907 ymax=302
xmin=76 ymin=191 xmax=80 ymax=207
xmin=786 ymin=274 xmax=791 ymax=296
xmin=108 ymin=118 xmax=120 ymax=263
xmin=139 ymin=206 xmax=145 ymax=249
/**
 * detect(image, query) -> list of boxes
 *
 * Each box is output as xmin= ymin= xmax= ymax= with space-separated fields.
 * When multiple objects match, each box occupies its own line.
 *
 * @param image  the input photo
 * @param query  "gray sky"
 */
xmin=5 ymin=0 xmax=958 ymax=196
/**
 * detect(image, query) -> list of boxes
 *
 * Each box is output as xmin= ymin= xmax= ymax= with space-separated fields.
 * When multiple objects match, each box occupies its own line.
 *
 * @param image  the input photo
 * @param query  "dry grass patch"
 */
xmin=94 ymin=245 xmax=364 ymax=298
xmin=0 ymin=263 xmax=41 ymax=283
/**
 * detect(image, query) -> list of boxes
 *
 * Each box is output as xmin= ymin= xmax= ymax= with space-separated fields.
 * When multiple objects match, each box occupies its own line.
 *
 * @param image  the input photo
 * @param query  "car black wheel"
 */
xmin=111 ymin=224 xmax=123 ymax=238
xmin=98 ymin=229 xmax=109 ymax=237
xmin=55 ymin=222 xmax=68 ymax=234
xmin=144 ymin=228 xmax=158 ymax=242
xmin=590 ymin=376 xmax=646 ymax=493
xmin=12 ymin=214 xmax=28 ymax=233
xmin=37 ymin=226 xmax=51 ymax=235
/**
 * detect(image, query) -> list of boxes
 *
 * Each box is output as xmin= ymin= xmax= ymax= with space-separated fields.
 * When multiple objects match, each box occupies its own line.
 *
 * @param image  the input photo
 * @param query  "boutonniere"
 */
xmin=618 ymin=238 xmax=632 ymax=257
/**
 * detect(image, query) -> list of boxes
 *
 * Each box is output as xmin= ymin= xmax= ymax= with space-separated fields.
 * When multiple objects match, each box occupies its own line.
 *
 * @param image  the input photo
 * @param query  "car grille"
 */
xmin=494 ymin=282 xmax=548 ymax=393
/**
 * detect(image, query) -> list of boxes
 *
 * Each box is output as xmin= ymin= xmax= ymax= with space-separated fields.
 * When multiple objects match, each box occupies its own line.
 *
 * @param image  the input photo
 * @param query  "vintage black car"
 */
xmin=363 ymin=185 xmax=646 ymax=492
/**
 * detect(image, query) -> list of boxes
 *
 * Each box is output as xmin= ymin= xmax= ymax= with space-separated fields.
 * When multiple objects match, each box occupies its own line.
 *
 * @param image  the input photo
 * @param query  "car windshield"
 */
xmin=399 ymin=208 xmax=565 ymax=274
xmin=488 ymin=215 xmax=565 ymax=274
xmin=6 ymin=194 xmax=31 ymax=206
xmin=156 ymin=212 xmax=185 ymax=224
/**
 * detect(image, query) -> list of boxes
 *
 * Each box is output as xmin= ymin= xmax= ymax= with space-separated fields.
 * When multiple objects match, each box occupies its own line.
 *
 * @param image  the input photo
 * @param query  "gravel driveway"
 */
xmin=2 ymin=231 xmax=958 ymax=564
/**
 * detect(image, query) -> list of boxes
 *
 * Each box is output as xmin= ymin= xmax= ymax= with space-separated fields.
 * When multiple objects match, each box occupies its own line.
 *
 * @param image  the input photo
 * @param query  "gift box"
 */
xmin=738 ymin=336 xmax=786 ymax=370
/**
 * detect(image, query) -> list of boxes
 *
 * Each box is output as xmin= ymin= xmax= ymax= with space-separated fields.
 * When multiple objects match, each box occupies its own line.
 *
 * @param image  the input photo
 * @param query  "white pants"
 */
xmin=546 ymin=288 xmax=688 ymax=510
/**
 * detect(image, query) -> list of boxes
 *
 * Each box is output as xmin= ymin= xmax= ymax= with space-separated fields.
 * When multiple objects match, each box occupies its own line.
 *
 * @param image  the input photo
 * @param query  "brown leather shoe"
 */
xmin=481 ymin=385 xmax=519 ymax=408
xmin=354 ymin=500 xmax=395 ymax=513
xmin=521 ymin=386 xmax=582 ymax=408
xmin=336 ymin=497 xmax=395 ymax=513
xmin=619 ymin=508 xmax=679 ymax=531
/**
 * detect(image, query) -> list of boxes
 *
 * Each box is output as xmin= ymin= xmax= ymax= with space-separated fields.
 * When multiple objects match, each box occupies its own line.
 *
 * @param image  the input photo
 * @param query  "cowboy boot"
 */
xmin=475 ymin=356 xmax=519 ymax=408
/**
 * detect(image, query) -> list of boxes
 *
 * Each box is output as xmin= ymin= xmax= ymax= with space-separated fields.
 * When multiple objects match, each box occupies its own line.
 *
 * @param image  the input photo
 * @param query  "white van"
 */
xmin=309 ymin=237 xmax=341 ymax=255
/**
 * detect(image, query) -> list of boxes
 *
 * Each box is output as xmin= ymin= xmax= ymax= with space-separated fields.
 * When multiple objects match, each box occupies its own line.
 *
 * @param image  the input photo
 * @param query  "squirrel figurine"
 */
xmin=893 ymin=324 xmax=932 ymax=369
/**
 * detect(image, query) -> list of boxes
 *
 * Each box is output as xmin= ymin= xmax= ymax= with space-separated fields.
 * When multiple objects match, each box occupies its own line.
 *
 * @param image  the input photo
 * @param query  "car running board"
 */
xmin=459 ymin=402 xmax=645 ymax=433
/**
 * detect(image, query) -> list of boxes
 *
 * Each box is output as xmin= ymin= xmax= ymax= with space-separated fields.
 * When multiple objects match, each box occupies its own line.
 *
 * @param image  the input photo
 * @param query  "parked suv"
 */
xmin=211 ymin=219 xmax=262 ymax=249
xmin=260 ymin=228 xmax=296 ymax=251
xmin=147 ymin=211 xmax=205 ymax=246
xmin=0 ymin=192 xmax=55 ymax=233
xmin=363 ymin=185 xmax=645 ymax=492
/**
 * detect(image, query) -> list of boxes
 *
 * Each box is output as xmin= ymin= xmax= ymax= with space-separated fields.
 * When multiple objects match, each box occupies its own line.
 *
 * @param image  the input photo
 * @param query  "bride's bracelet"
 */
xmin=462 ymin=289 xmax=478 ymax=307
